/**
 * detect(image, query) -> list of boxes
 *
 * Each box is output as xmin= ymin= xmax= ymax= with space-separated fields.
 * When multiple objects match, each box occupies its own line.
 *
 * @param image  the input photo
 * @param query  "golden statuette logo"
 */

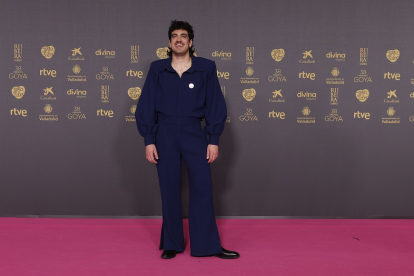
xmin=156 ymin=47 xmax=169 ymax=59
xmin=356 ymin=89 xmax=369 ymax=102
xmin=271 ymin=49 xmax=285 ymax=62
xmin=41 ymin=46 xmax=55 ymax=59
xmin=128 ymin=87 xmax=142 ymax=100
xmin=387 ymin=107 xmax=396 ymax=117
xmin=302 ymin=106 xmax=311 ymax=116
xmin=245 ymin=67 xmax=254 ymax=76
xmin=130 ymin=105 xmax=137 ymax=114
xmin=386 ymin=49 xmax=400 ymax=62
xmin=242 ymin=88 xmax=256 ymax=101
xmin=44 ymin=104 xmax=53 ymax=114
xmin=12 ymin=86 xmax=25 ymax=99
xmin=331 ymin=67 xmax=340 ymax=77
xmin=72 ymin=64 xmax=81 ymax=74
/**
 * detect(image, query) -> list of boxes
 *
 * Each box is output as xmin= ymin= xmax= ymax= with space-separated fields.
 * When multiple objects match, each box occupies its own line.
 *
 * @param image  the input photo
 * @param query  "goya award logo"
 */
xmin=330 ymin=88 xmax=339 ymax=105
xmin=41 ymin=87 xmax=56 ymax=100
xmin=269 ymin=89 xmax=284 ymax=103
xmin=384 ymin=90 xmax=399 ymax=103
xmin=242 ymin=88 xmax=256 ymax=102
xmin=128 ymin=87 xmax=141 ymax=100
xmin=14 ymin=44 xmax=22 ymax=62
xmin=297 ymin=106 xmax=315 ymax=124
xmin=356 ymin=89 xmax=369 ymax=102
xmin=268 ymin=69 xmax=287 ymax=82
xmin=68 ymin=64 xmax=86 ymax=81
xmin=326 ymin=67 xmax=344 ymax=84
xmin=69 ymin=47 xmax=84 ymax=61
xmin=271 ymin=49 xmax=285 ymax=62
xmin=11 ymin=86 xmax=25 ymax=99
xmin=156 ymin=47 xmax=169 ymax=59
xmin=382 ymin=107 xmax=400 ymax=124
xmin=41 ymin=46 xmax=55 ymax=59
xmin=354 ymin=70 xmax=372 ymax=82
xmin=9 ymin=66 xmax=27 ymax=79
xmin=239 ymin=108 xmax=258 ymax=121
xmin=386 ymin=49 xmax=400 ymax=63
xmin=240 ymin=67 xmax=259 ymax=83
xmin=96 ymin=67 xmax=114 ymax=80
xmin=300 ymin=50 xmax=315 ymax=63
xmin=360 ymin=48 xmax=368 ymax=65
xmin=325 ymin=109 xmax=343 ymax=122
xmin=125 ymin=105 xmax=136 ymax=122
xmin=246 ymin=47 xmax=254 ymax=64
xmin=39 ymin=104 xmax=58 ymax=121
xmin=67 ymin=106 xmax=86 ymax=120
xmin=131 ymin=45 xmax=139 ymax=63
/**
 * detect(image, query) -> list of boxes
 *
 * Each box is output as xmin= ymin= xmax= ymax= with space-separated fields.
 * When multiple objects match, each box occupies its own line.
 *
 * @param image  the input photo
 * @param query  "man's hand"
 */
xmin=206 ymin=144 xmax=219 ymax=163
xmin=145 ymin=144 xmax=158 ymax=164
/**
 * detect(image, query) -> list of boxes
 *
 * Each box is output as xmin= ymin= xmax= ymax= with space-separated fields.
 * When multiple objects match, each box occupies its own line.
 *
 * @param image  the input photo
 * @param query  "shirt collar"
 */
xmin=162 ymin=53 xmax=205 ymax=74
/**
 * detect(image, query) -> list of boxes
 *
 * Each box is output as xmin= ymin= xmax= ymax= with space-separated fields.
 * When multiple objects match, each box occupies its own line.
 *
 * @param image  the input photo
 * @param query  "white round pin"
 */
xmin=189 ymin=83 xmax=194 ymax=89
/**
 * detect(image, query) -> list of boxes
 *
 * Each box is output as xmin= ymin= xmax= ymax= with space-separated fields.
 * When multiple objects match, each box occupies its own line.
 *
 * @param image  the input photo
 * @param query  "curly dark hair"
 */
xmin=167 ymin=20 xmax=195 ymax=56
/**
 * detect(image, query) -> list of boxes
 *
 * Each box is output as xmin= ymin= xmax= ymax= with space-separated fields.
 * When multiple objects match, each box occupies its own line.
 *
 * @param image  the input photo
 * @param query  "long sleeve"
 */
xmin=135 ymin=63 xmax=158 ymax=146
xmin=204 ymin=62 xmax=227 ymax=146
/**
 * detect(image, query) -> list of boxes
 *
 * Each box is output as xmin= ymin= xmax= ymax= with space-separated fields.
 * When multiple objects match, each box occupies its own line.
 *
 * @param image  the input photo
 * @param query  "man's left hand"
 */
xmin=206 ymin=144 xmax=219 ymax=163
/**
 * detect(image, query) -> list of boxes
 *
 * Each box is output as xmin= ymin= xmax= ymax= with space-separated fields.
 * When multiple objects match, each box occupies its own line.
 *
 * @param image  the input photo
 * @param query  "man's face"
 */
xmin=169 ymin=29 xmax=192 ymax=56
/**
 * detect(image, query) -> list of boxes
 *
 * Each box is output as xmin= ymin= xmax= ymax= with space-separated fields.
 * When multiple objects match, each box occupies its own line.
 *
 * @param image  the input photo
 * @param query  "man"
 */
xmin=135 ymin=20 xmax=240 ymax=260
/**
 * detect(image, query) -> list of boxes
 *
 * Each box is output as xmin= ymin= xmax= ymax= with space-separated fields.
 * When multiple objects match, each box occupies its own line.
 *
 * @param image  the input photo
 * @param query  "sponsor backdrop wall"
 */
xmin=1 ymin=0 xmax=414 ymax=217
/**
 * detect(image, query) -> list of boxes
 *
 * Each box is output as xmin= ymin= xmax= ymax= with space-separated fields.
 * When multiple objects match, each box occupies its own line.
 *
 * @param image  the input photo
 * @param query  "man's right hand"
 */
xmin=145 ymin=144 xmax=159 ymax=164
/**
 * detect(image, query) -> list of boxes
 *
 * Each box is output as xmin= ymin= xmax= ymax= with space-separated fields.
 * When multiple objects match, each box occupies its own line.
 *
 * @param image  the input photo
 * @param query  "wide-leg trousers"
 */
xmin=155 ymin=113 xmax=222 ymax=256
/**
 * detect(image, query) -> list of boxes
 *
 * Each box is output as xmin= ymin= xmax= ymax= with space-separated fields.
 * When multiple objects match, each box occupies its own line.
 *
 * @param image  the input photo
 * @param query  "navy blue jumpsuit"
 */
xmin=135 ymin=54 xmax=227 ymax=256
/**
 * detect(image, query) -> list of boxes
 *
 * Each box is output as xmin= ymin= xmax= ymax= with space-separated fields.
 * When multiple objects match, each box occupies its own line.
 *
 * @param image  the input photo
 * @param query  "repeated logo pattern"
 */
xmin=8 ymin=46 xmax=413 ymax=125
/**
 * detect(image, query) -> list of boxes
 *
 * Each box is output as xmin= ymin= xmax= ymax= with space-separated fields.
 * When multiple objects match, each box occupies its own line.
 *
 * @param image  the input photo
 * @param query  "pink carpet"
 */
xmin=0 ymin=218 xmax=413 ymax=276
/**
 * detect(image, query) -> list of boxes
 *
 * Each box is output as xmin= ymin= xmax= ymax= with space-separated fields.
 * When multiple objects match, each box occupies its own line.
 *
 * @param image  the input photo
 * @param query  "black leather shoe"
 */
xmin=161 ymin=250 xmax=183 ymax=259
xmin=212 ymin=247 xmax=240 ymax=259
